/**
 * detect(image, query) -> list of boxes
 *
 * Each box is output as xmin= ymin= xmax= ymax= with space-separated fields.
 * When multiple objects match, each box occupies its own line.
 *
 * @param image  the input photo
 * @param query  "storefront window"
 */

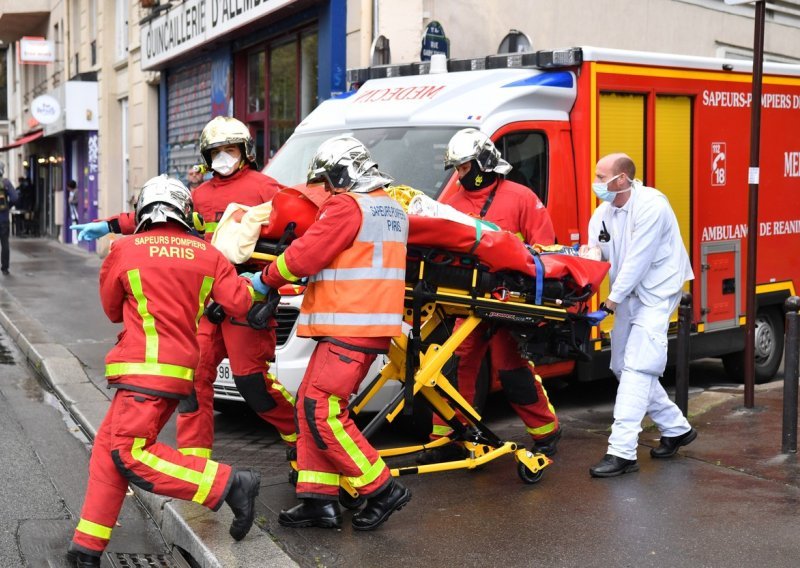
xmin=300 ymin=32 xmax=318 ymax=120
xmin=248 ymin=51 xmax=265 ymax=114
xmin=269 ymin=41 xmax=298 ymax=157
xmin=238 ymin=27 xmax=318 ymax=166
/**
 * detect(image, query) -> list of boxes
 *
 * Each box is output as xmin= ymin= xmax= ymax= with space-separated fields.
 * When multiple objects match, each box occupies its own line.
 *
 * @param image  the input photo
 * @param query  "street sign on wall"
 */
xmin=420 ymin=21 xmax=449 ymax=61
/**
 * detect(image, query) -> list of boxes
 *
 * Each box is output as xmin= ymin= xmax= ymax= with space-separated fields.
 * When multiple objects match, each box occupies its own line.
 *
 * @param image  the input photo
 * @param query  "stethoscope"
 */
xmin=598 ymin=221 xmax=610 ymax=243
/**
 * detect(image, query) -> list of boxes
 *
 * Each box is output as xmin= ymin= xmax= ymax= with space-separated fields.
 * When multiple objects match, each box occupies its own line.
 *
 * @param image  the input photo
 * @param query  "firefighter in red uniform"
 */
xmin=251 ymin=136 xmax=412 ymax=531
xmin=67 ymin=176 xmax=261 ymax=568
xmin=70 ymin=117 xmax=297 ymax=459
xmin=418 ymin=128 xmax=561 ymax=464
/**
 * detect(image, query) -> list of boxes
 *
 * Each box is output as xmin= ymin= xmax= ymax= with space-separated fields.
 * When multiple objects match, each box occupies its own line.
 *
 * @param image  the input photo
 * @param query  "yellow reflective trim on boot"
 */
xmin=297 ymin=470 xmax=340 ymax=487
xmin=105 ymin=362 xmax=194 ymax=380
xmin=526 ymin=423 xmax=557 ymax=437
xmin=192 ymin=459 xmax=219 ymax=505
xmin=345 ymin=457 xmax=387 ymax=489
xmin=130 ymin=438 xmax=217 ymax=505
xmin=267 ymin=373 xmax=296 ymax=406
xmin=127 ymin=269 xmax=158 ymax=362
xmin=432 ymin=425 xmax=453 ymax=437
xmin=195 ymin=276 xmax=215 ymax=327
xmin=326 ymin=397 xmax=384 ymax=487
xmin=76 ymin=518 xmax=112 ymax=540
xmin=180 ymin=447 xmax=212 ymax=459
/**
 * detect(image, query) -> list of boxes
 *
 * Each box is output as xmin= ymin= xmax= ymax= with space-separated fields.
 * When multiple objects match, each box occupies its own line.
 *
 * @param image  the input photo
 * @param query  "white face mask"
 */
xmin=211 ymin=151 xmax=240 ymax=176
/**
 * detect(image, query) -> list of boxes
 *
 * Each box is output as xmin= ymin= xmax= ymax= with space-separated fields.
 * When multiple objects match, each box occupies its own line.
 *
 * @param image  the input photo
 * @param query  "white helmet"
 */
xmin=134 ymin=175 xmax=193 ymax=233
xmin=199 ymin=116 xmax=257 ymax=169
xmin=307 ymin=135 xmax=393 ymax=193
xmin=444 ymin=128 xmax=512 ymax=175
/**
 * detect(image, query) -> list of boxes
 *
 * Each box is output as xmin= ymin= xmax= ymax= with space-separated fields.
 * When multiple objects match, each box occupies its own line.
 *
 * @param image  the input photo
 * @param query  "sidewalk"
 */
xmin=0 ymin=238 xmax=296 ymax=568
xmin=3 ymin=238 xmax=800 ymax=567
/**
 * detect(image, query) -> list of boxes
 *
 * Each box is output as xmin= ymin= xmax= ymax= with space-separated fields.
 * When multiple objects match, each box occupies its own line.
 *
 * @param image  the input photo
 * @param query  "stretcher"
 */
xmin=248 ymin=187 xmax=609 ymax=502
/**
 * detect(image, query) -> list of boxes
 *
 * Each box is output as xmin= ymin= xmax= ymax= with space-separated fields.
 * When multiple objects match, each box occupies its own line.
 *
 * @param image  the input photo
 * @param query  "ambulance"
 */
xmin=215 ymin=46 xmax=800 ymax=426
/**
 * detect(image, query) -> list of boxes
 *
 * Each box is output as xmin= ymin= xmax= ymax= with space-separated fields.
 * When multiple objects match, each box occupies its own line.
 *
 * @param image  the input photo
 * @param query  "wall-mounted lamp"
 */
xmin=37 ymin=157 xmax=46 ymax=164
xmin=22 ymin=160 xmax=29 ymax=167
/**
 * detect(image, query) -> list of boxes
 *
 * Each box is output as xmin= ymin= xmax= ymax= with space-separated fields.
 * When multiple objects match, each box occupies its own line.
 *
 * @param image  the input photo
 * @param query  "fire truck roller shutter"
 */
xmin=598 ymin=92 xmax=646 ymax=336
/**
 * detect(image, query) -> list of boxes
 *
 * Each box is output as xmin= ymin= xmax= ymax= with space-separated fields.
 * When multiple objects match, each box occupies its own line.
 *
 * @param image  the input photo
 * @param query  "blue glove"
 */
xmin=584 ymin=310 xmax=609 ymax=326
xmin=70 ymin=221 xmax=110 ymax=241
xmin=248 ymin=272 xmax=270 ymax=296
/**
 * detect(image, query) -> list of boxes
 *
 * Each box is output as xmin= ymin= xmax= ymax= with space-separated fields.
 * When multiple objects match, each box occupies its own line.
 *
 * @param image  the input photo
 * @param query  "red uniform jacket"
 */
xmin=111 ymin=168 xmax=283 ymax=243
xmin=263 ymin=194 xmax=389 ymax=352
xmin=445 ymin=178 xmax=556 ymax=245
xmin=100 ymin=223 xmax=256 ymax=398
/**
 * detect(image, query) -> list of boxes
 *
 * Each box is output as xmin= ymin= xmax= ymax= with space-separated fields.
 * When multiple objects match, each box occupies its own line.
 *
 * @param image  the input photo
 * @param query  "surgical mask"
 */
xmin=592 ymin=174 xmax=630 ymax=202
xmin=211 ymin=151 xmax=240 ymax=176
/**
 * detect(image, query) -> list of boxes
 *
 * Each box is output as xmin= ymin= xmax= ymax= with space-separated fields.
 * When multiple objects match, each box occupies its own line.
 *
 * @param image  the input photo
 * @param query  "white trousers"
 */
xmin=607 ymin=293 xmax=691 ymax=460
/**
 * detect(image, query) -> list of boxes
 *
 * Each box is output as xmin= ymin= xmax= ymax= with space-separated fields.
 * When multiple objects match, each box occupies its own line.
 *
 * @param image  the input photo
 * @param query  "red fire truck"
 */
xmin=221 ymin=46 xmax=800 ymax=416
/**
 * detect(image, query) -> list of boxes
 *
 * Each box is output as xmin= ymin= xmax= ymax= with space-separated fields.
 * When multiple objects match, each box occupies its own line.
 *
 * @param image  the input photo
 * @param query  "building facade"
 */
xmin=1 ymin=0 xmax=798 ymax=245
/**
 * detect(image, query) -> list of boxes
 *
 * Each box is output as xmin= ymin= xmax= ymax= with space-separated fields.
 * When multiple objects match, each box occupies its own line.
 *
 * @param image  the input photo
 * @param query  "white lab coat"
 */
xmin=587 ymin=182 xmax=693 ymax=460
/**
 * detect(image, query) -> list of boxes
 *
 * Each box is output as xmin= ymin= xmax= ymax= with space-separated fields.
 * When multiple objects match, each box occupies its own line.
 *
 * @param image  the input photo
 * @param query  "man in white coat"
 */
xmin=586 ymin=153 xmax=697 ymax=478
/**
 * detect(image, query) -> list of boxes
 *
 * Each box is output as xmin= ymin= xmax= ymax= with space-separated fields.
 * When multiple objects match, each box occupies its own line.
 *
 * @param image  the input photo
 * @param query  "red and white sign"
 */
xmin=711 ymin=142 xmax=727 ymax=186
xmin=18 ymin=36 xmax=55 ymax=64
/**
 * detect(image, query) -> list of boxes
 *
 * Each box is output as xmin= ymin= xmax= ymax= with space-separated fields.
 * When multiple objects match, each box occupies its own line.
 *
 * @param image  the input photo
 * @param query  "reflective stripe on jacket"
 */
xmin=297 ymin=190 xmax=408 ymax=338
xmin=100 ymin=223 xmax=256 ymax=398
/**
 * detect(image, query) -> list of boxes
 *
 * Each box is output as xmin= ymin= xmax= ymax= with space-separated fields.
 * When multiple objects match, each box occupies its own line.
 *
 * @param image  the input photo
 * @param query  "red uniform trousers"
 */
xmin=431 ymin=319 xmax=558 ymax=441
xmin=71 ymin=389 xmax=232 ymax=556
xmin=176 ymin=316 xmax=296 ymax=457
xmin=295 ymin=341 xmax=391 ymax=500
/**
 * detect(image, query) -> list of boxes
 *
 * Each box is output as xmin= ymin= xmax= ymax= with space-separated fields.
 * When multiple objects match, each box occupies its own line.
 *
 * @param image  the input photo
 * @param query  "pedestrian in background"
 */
xmin=67 ymin=175 xmax=262 ymax=568
xmin=0 ymin=161 xmax=19 ymax=275
xmin=586 ymin=152 xmax=697 ymax=478
xmin=67 ymin=180 xmax=80 ymax=225
xmin=255 ymin=135 xmax=412 ymax=531
xmin=16 ymin=176 xmax=35 ymax=237
xmin=186 ymin=164 xmax=204 ymax=192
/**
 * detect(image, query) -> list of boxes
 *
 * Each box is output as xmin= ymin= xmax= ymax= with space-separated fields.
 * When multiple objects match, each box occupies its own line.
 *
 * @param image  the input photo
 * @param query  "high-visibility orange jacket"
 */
xmin=100 ymin=223 xmax=256 ymax=398
xmin=445 ymin=178 xmax=556 ymax=245
xmin=265 ymin=189 xmax=408 ymax=339
xmin=110 ymin=167 xmax=283 ymax=243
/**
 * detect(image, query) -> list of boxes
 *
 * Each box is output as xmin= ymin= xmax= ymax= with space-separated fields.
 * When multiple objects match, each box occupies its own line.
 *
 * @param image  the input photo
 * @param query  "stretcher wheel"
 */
xmin=339 ymin=488 xmax=366 ymax=510
xmin=517 ymin=461 xmax=544 ymax=485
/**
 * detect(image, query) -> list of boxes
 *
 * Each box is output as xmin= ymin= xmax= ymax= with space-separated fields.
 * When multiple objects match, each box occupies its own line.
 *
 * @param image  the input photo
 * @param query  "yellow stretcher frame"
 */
xmin=338 ymin=252 xmax=586 ymax=495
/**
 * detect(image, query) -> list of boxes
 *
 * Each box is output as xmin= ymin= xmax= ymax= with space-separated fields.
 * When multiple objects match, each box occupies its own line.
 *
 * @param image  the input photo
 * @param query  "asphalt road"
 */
xmin=0 ymin=327 xmax=178 ymax=568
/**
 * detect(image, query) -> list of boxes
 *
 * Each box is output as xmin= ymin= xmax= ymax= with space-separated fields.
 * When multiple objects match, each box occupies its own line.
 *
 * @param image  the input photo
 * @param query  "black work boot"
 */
xmin=225 ymin=468 xmax=262 ymax=541
xmin=352 ymin=479 xmax=412 ymax=531
xmin=531 ymin=427 xmax=562 ymax=457
xmin=278 ymin=498 xmax=342 ymax=529
xmin=650 ymin=428 xmax=698 ymax=458
xmin=66 ymin=545 xmax=101 ymax=567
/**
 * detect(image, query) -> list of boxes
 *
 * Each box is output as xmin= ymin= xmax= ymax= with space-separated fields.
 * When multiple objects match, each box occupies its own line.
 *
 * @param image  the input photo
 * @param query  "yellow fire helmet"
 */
xmin=199 ymin=116 xmax=257 ymax=169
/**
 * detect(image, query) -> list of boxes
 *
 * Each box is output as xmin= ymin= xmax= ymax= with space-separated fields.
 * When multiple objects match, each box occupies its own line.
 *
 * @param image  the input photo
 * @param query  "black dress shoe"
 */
xmin=225 ymin=468 xmax=261 ymax=541
xmin=416 ymin=442 xmax=468 ymax=465
xmin=278 ymin=498 xmax=342 ymax=529
xmin=589 ymin=454 xmax=639 ymax=478
xmin=67 ymin=547 xmax=101 ymax=567
xmin=532 ymin=427 xmax=562 ymax=457
xmin=650 ymin=427 xmax=698 ymax=459
xmin=352 ymin=479 xmax=411 ymax=531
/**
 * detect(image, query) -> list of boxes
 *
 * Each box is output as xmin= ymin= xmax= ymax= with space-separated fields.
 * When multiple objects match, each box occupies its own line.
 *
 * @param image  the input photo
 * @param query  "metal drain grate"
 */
xmin=107 ymin=552 xmax=183 ymax=568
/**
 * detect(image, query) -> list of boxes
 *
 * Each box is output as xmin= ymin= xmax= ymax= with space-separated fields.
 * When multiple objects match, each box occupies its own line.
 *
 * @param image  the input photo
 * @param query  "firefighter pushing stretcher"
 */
xmin=417 ymin=128 xmax=562 ymax=465
xmin=68 ymin=176 xmax=262 ymax=568
xmin=71 ymin=116 xmax=297 ymax=459
xmin=251 ymin=135 xmax=413 ymax=531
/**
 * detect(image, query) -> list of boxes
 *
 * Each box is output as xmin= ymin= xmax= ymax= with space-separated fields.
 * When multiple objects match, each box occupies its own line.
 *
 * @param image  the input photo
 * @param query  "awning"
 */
xmin=0 ymin=129 xmax=44 ymax=152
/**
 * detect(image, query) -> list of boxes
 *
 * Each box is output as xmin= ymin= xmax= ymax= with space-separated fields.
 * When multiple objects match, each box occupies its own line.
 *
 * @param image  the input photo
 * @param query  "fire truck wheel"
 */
xmin=721 ymin=307 xmax=784 ymax=384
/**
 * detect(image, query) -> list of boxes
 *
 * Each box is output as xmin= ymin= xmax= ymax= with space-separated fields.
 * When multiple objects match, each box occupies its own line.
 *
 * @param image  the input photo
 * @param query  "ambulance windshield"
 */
xmin=264 ymin=127 xmax=459 ymax=197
